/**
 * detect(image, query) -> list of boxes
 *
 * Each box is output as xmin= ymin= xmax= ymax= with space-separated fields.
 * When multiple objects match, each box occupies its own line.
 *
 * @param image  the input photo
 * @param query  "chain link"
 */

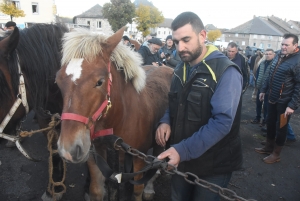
xmin=114 ymin=143 xmax=256 ymax=201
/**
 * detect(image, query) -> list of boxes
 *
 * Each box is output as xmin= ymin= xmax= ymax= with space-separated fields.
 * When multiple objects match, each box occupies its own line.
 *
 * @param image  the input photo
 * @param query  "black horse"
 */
xmin=0 ymin=23 xmax=68 ymax=200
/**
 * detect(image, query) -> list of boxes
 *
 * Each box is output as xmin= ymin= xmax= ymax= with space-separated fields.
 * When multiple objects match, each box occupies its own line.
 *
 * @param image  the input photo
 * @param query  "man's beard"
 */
xmin=179 ymin=42 xmax=202 ymax=63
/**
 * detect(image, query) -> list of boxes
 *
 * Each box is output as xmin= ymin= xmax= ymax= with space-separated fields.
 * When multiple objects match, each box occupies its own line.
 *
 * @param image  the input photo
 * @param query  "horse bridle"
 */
xmin=61 ymin=61 xmax=113 ymax=140
xmin=0 ymin=55 xmax=37 ymax=161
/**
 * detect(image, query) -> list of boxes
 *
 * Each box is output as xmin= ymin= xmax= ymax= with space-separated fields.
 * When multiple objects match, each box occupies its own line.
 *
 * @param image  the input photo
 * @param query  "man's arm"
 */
xmin=287 ymin=64 xmax=300 ymax=111
xmin=158 ymin=66 xmax=242 ymax=164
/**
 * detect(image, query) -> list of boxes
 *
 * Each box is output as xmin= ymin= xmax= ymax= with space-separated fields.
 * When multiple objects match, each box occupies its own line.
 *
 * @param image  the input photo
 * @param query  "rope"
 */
xmin=46 ymin=125 xmax=67 ymax=200
xmin=19 ymin=113 xmax=61 ymax=138
xmin=19 ymin=113 xmax=66 ymax=200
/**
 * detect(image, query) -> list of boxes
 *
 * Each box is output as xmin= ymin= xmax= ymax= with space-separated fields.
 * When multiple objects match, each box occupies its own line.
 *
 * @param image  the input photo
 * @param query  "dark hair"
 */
xmin=283 ymin=33 xmax=298 ymax=44
xmin=5 ymin=21 xmax=16 ymax=27
xmin=265 ymin=48 xmax=274 ymax=52
xmin=227 ymin=42 xmax=238 ymax=48
xmin=171 ymin=12 xmax=204 ymax=34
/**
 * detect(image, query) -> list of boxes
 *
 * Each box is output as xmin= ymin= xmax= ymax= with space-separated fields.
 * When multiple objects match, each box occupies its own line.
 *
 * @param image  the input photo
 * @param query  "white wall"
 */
xmin=0 ymin=0 xmax=55 ymax=28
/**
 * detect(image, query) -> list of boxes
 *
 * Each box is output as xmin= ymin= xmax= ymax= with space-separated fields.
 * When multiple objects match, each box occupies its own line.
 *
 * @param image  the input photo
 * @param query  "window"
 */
xmin=164 ymin=31 xmax=165 ymax=34
xmin=158 ymin=31 xmax=160 ymax=34
xmin=235 ymin=33 xmax=238 ymax=37
xmin=236 ymin=41 xmax=239 ymax=45
xmin=229 ymin=40 xmax=233 ymax=42
xmin=253 ymin=35 xmax=257 ymax=39
xmin=12 ymin=1 xmax=21 ymax=9
xmin=260 ymin=43 xmax=264 ymax=48
xmin=253 ymin=43 xmax=256 ymax=46
xmin=242 ymin=41 xmax=245 ymax=45
xmin=269 ymin=36 xmax=273 ymax=40
xmin=87 ymin=21 xmax=90 ymax=25
xmin=268 ymin=44 xmax=271 ymax=48
xmin=32 ymin=3 xmax=38 ymax=14
xmin=97 ymin=21 xmax=101 ymax=28
xmin=261 ymin=35 xmax=265 ymax=39
xmin=169 ymin=31 xmax=171 ymax=34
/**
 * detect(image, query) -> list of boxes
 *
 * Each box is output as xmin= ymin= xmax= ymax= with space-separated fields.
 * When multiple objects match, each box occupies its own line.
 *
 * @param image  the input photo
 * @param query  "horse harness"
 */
xmin=61 ymin=60 xmax=113 ymax=140
xmin=0 ymin=55 xmax=35 ymax=160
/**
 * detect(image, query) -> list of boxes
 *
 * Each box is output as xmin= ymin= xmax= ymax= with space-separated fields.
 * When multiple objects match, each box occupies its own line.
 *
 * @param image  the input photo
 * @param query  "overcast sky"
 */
xmin=55 ymin=0 xmax=300 ymax=29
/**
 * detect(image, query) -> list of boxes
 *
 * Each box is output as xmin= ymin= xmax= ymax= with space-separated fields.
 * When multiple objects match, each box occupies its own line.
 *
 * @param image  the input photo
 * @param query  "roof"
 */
xmin=225 ymin=16 xmax=300 ymax=36
xmin=205 ymin=24 xmax=217 ymax=31
xmin=134 ymin=0 xmax=154 ymax=7
xmin=268 ymin=16 xmax=299 ymax=35
xmin=225 ymin=16 xmax=283 ymax=36
xmin=74 ymin=4 xmax=103 ymax=19
xmin=157 ymin=18 xmax=173 ymax=28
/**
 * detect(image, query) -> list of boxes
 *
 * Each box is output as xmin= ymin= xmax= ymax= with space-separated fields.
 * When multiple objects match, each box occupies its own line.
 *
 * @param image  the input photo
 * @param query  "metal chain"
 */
xmin=115 ymin=143 xmax=256 ymax=201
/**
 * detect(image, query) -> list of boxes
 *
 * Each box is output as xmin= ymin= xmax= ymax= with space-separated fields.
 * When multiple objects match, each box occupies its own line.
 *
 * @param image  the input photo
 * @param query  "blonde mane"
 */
xmin=61 ymin=28 xmax=146 ymax=92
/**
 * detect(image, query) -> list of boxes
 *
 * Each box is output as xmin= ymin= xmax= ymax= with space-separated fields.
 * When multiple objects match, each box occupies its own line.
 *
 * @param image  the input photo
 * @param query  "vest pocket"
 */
xmin=187 ymin=91 xmax=201 ymax=121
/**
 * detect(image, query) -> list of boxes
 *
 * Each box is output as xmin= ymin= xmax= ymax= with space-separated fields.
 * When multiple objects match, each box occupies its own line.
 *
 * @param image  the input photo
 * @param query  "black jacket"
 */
xmin=261 ymin=48 xmax=300 ymax=110
xmin=138 ymin=45 xmax=160 ymax=65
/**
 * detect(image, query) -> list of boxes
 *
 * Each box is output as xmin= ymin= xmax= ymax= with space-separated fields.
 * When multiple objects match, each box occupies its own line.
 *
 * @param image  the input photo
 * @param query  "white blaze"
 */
xmin=66 ymin=58 xmax=84 ymax=82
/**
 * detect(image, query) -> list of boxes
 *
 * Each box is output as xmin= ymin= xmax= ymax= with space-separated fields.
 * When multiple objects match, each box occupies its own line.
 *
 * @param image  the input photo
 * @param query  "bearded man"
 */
xmin=155 ymin=12 xmax=243 ymax=201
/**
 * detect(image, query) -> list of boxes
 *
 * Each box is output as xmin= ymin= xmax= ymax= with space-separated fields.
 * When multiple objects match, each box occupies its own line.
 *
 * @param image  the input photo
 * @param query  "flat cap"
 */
xmin=148 ymin=38 xmax=162 ymax=46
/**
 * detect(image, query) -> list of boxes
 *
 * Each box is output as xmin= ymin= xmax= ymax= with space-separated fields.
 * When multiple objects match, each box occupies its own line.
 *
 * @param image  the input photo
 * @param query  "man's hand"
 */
xmin=259 ymin=93 xmax=265 ymax=102
xmin=155 ymin=123 xmax=171 ymax=147
xmin=160 ymin=52 xmax=165 ymax=59
xmin=152 ymin=62 xmax=159 ymax=67
xmin=285 ymin=107 xmax=294 ymax=117
xmin=157 ymin=147 xmax=180 ymax=167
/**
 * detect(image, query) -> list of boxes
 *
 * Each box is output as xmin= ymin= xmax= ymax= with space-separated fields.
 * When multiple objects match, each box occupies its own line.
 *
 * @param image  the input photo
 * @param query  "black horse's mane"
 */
xmin=2 ymin=23 xmax=68 ymax=110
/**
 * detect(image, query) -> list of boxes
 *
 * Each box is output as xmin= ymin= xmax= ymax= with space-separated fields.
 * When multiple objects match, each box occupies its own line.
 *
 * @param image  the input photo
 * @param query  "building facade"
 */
xmin=0 ymin=0 xmax=55 ymax=29
xmin=224 ymin=16 xmax=300 ymax=51
xmin=72 ymin=4 xmax=113 ymax=35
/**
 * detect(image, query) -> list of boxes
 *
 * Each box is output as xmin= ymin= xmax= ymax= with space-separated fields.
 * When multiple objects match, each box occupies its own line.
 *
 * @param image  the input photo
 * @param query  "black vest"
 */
xmin=168 ymin=57 xmax=243 ymax=176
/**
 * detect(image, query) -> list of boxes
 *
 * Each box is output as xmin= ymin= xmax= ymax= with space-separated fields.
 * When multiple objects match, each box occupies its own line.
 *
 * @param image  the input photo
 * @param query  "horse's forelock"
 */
xmin=62 ymin=29 xmax=146 ymax=92
xmin=61 ymin=29 xmax=106 ymax=66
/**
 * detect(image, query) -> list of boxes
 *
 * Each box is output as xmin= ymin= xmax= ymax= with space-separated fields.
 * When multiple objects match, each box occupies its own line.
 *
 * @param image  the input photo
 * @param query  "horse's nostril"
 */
xmin=76 ymin=145 xmax=83 ymax=159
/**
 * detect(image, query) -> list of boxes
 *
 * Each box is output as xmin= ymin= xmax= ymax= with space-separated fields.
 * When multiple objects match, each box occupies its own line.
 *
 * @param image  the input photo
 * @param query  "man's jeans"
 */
xmin=256 ymin=90 xmax=268 ymax=120
xmin=287 ymin=123 xmax=296 ymax=140
xmin=171 ymin=172 xmax=232 ymax=201
xmin=249 ymin=70 xmax=255 ymax=87
xmin=267 ymin=103 xmax=291 ymax=146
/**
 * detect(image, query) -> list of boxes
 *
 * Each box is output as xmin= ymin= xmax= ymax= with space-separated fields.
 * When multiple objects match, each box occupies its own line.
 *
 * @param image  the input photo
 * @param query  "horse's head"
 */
xmin=0 ymin=28 xmax=23 ymax=129
xmin=56 ymin=27 xmax=145 ymax=163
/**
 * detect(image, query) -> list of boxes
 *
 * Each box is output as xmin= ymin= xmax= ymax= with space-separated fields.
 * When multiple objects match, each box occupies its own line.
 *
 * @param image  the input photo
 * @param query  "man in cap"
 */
xmin=158 ymin=35 xmax=181 ymax=68
xmin=4 ymin=21 xmax=16 ymax=31
xmin=138 ymin=37 xmax=163 ymax=66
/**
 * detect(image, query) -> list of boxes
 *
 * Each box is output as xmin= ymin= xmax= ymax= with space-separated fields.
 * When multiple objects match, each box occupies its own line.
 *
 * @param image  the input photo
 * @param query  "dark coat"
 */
xmin=138 ymin=45 xmax=160 ymax=66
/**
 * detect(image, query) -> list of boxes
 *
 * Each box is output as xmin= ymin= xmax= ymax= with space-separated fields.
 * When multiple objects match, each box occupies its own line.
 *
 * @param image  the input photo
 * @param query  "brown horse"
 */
xmin=56 ymin=27 xmax=173 ymax=200
xmin=0 ymin=24 xmax=69 ymax=200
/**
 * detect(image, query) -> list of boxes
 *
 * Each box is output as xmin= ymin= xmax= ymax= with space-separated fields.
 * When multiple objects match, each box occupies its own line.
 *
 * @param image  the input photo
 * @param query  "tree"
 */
xmin=0 ymin=0 xmax=25 ymax=21
xmin=134 ymin=5 xmax=164 ymax=38
xmin=102 ymin=0 xmax=136 ymax=32
xmin=207 ymin=29 xmax=222 ymax=42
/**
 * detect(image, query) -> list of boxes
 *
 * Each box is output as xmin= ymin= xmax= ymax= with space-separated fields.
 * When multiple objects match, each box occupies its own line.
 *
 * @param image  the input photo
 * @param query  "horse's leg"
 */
xmin=143 ymin=144 xmax=165 ymax=200
xmin=132 ymin=157 xmax=146 ymax=201
xmin=85 ymin=152 xmax=106 ymax=201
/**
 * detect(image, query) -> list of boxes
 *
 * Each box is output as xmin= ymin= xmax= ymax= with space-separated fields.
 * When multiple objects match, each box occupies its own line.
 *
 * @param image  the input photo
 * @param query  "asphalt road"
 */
xmin=0 ymin=88 xmax=299 ymax=201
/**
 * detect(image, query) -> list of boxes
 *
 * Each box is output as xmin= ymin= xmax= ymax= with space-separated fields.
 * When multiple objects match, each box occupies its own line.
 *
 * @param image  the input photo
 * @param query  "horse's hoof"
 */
xmin=41 ymin=191 xmax=63 ymax=201
xmin=142 ymin=190 xmax=155 ymax=200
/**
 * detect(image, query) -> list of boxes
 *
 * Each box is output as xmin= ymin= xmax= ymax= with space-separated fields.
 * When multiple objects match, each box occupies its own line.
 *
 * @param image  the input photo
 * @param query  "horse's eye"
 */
xmin=96 ymin=79 xmax=104 ymax=87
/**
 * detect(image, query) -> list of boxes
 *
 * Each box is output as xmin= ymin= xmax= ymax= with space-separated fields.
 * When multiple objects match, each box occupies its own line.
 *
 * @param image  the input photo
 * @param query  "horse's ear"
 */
xmin=104 ymin=26 xmax=126 ymax=55
xmin=0 ymin=27 xmax=19 ymax=58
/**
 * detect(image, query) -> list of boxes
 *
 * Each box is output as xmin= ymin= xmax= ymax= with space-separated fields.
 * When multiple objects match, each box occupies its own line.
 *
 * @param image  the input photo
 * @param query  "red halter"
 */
xmin=61 ymin=61 xmax=113 ymax=140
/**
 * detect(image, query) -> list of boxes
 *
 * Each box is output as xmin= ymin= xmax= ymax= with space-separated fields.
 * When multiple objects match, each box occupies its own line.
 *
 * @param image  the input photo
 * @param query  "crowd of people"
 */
xmin=124 ymin=11 xmax=299 ymax=201
xmin=3 ymin=16 xmax=299 ymax=200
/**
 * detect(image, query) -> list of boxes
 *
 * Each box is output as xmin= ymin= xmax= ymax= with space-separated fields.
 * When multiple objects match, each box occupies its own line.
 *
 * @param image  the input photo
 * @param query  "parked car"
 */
xmin=245 ymin=46 xmax=265 ymax=57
